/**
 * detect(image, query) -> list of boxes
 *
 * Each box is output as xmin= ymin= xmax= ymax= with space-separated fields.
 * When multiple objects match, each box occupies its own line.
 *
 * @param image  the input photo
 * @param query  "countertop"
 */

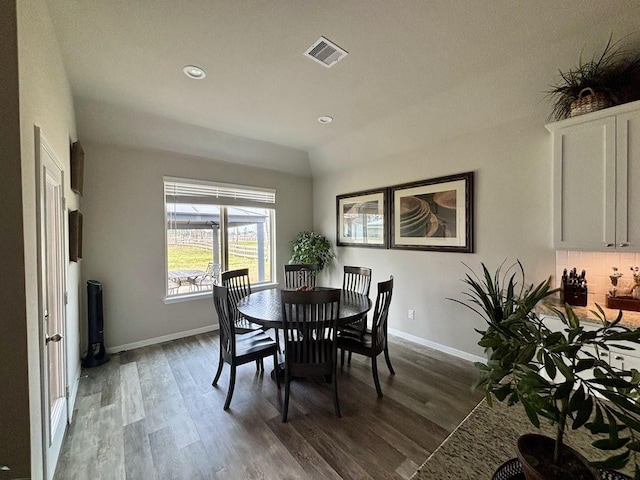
xmin=410 ymin=294 xmax=640 ymax=479
xmin=410 ymin=399 xmax=633 ymax=479
xmin=538 ymin=295 xmax=640 ymax=329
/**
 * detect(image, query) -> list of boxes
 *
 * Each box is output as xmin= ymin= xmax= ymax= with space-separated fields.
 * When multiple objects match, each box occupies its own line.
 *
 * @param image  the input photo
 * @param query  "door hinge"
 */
xmin=64 ymin=291 xmax=68 ymax=305
xmin=65 ymin=385 xmax=69 ymax=398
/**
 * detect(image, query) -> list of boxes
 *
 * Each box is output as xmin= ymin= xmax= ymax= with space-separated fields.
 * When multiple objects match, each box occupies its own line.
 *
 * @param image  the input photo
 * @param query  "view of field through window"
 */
xmin=165 ymin=180 xmax=275 ymax=297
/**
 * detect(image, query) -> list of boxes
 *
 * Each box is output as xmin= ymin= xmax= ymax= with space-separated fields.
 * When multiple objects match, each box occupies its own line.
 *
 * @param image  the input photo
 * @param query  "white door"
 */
xmin=36 ymin=127 xmax=68 ymax=480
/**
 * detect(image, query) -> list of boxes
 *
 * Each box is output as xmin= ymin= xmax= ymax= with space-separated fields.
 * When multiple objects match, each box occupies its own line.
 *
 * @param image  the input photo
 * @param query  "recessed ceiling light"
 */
xmin=183 ymin=65 xmax=206 ymax=80
xmin=318 ymin=116 xmax=333 ymax=124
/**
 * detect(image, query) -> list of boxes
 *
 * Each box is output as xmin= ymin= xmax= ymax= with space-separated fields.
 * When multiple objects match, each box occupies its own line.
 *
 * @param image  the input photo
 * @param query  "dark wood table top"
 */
xmin=237 ymin=288 xmax=371 ymax=329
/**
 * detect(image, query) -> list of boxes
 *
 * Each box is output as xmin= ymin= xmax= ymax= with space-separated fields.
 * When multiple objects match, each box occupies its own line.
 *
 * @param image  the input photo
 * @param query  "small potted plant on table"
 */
xmin=455 ymin=261 xmax=640 ymax=480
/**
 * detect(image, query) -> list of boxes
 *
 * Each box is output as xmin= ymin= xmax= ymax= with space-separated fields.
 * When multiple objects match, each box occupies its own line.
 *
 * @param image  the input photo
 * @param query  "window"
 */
xmin=164 ymin=178 xmax=275 ymax=297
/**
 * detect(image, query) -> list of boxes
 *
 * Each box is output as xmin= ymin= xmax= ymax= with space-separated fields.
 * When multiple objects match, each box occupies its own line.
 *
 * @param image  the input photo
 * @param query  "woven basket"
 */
xmin=570 ymin=87 xmax=612 ymax=117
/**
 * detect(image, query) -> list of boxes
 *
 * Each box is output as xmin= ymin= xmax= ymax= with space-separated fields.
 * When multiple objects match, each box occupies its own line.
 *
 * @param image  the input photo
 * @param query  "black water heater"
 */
xmin=82 ymin=280 xmax=109 ymax=367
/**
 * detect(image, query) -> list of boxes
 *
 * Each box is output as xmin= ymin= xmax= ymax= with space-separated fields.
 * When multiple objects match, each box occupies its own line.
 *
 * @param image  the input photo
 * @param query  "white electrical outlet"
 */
xmin=408 ymin=309 xmax=415 ymax=319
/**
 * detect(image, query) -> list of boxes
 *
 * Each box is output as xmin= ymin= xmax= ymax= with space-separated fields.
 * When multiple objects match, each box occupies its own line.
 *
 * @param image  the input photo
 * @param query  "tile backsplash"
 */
xmin=556 ymin=251 xmax=640 ymax=304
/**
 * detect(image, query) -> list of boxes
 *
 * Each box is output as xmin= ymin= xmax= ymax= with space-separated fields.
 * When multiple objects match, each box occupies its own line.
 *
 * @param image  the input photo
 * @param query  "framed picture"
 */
xmin=69 ymin=209 xmax=83 ymax=262
xmin=390 ymin=171 xmax=474 ymax=252
xmin=336 ymin=188 xmax=388 ymax=248
xmin=70 ymin=140 xmax=84 ymax=195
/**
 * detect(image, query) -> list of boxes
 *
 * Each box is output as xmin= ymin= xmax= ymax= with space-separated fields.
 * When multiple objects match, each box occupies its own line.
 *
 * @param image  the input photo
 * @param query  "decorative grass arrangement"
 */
xmin=547 ymin=36 xmax=640 ymax=121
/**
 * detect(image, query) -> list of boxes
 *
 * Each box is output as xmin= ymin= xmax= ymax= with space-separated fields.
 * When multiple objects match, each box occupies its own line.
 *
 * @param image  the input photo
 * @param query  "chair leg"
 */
xmin=282 ymin=373 xmax=290 ymax=423
xmin=212 ymin=346 xmax=224 ymax=386
xmin=372 ymin=355 xmax=383 ymax=398
xmin=223 ymin=364 xmax=236 ymax=410
xmin=384 ymin=345 xmax=395 ymax=375
xmin=348 ymin=351 xmax=353 ymax=364
xmin=255 ymin=359 xmax=261 ymax=371
xmin=274 ymin=328 xmax=281 ymax=353
xmin=273 ymin=352 xmax=281 ymax=389
xmin=340 ymin=349 xmax=345 ymax=367
xmin=333 ymin=364 xmax=341 ymax=418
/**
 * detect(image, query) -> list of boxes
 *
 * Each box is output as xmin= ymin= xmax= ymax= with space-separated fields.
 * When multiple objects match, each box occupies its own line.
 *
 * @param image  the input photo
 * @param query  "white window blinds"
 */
xmin=164 ymin=178 xmax=276 ymax=208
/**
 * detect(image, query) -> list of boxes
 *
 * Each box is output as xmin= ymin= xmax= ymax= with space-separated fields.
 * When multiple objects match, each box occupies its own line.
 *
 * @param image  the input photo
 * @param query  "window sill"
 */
xmin=163 ymin=282 xmax=279 ymax=305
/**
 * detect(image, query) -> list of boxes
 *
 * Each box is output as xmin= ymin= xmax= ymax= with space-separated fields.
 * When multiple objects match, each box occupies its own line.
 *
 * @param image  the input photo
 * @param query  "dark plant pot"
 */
xmin=516 ymin=434 xmax=601 ymax=480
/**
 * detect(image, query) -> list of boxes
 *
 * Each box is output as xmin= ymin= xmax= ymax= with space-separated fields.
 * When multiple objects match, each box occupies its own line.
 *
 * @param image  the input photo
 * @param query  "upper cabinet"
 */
xmin=547 ymin=100 xmax=640 ymax=251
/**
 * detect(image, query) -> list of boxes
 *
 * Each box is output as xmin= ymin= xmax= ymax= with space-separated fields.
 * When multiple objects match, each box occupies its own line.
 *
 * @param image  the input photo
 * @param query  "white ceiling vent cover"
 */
xmin=303 ymin=36 xmax=348 ymax=68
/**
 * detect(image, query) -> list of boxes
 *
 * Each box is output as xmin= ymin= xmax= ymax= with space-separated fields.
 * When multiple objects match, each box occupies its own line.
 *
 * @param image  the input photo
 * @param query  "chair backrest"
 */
xmin=221 ymin=268 xmax=251 ymax=320
xmin=342 ymin=266 xmax=372 ymax=296
xmin=371 ymin=276 xmax=394 ymax=353
xmin=205 ymin=262 xmax=214 ymax=275
xmin=283 ymin=264 xmax=318 ymax=289
xmin=212 ymin=285 xmax=235 ymax=360
xmin=280 ymin=289 xmax=341 ymax=371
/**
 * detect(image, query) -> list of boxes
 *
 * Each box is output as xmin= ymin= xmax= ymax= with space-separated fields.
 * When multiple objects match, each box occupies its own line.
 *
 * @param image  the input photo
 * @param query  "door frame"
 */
xmin=35 ymin=126 xmax=69 ymax=480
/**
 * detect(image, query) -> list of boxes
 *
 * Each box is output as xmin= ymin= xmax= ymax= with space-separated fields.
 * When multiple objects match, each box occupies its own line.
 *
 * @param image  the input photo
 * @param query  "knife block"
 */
xmin=561 ymin=284 xmax=588 ymax=307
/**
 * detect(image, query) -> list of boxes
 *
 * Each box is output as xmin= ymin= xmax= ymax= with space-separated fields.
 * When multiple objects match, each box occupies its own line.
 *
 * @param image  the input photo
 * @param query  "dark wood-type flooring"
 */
xmin=54 ymin=332 xmax=483 ymax=480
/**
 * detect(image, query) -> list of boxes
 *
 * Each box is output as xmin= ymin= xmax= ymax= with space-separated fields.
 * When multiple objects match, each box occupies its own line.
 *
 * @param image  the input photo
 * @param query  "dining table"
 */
xmin=236 ymin=287 xmax=372 ymax=329
xmin=237 ymin=287 xmax=372 ymax=381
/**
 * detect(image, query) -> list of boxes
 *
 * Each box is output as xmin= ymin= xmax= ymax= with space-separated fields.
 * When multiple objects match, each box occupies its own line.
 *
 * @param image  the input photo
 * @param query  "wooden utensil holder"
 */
xmin=606 ymin=295 xmax=640 ymax=312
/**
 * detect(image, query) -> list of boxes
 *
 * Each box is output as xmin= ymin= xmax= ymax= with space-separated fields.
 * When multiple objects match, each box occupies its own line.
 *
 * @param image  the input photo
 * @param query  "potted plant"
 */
xmin=546 ymin=36 xmax=640 ymax=121
xmin=454 ymin=261 xmax=640 ymax=480
xmin=289 ymin=231 xmax=335 ymax=272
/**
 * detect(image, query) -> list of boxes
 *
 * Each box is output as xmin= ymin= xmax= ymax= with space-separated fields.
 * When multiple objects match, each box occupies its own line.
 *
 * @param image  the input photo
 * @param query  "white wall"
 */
xmin=13 ymin=0 xmax=79 ymax=478
xmin=80 ymin=142 xmax=312 ymax=350
xmin=313 ymin=113 xmax=555 ymax=358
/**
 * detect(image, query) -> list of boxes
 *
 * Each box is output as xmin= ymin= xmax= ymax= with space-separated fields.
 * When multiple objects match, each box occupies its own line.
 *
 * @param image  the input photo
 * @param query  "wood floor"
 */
xmin=54 ymin=332 xmax=483 ymax=480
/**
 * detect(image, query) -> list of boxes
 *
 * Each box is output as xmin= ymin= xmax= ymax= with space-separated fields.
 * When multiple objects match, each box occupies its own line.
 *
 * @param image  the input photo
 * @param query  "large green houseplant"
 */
xmin=289 ymin=231 xmax=335 ymax=272
xmin=454 ymin=261 xmax=640 ymax=480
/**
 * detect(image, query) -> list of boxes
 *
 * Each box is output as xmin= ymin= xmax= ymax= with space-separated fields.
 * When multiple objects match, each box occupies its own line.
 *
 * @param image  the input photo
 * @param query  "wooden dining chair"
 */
xmin=340 ymin=266 xmax=373 ymax=358
xmin=221 ymin=268 xmax=261 ymax=333
xmin=343 ymin=266 xmax=372 ymax=297
xmin=338 ymin=276 xmax=395 ymax=398
xmin=283 ymin=263 xmax=318 ymax=289
xmin=280 ymin=288 xmax=341 ymax=422
xmin=211 ymin=285 xmax=280 ymax=410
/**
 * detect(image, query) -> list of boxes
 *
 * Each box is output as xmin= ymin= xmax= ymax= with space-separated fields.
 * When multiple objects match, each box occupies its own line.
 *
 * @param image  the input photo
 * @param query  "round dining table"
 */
xmin=237 ymin=287 xmax=371 ymax=329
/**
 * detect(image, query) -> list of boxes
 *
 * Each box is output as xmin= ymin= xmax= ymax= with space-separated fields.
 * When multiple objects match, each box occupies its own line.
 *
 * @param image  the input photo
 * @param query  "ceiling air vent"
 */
xmin=303 ymin=36 xmax=348 ymax=68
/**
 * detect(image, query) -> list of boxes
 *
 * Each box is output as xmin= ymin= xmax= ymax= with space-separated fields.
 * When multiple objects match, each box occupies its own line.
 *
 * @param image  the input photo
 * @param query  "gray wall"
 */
xmin=310 ymin=11 xmax=640 ymax=360
xmin=313 ymin=113 xmax=554 ymax=358
xmin=80 ymin=142 xmax=312 ymax=349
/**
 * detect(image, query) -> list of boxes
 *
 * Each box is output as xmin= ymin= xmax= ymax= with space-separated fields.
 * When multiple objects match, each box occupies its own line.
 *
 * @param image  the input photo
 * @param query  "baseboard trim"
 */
xmin=107 ymin=324 xmax=219 ymax=353
xmin=106 ymin=324 xmax=484 ymax=363
xmin=388 ymin=328 xmax=486 ymax=364
xmin=67 ymin=363 xmax=81 ymax=421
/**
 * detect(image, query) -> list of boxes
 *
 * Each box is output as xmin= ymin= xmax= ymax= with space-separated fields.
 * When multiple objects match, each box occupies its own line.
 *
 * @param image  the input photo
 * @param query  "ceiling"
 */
xmin=45 ymin=0 xmax=639 ymax=176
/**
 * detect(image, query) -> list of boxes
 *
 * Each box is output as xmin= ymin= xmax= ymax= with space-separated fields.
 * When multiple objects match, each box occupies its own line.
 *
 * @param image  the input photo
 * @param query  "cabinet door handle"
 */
xmin=619 ymin=243 xmax=629 ymax=247
xmin=615 ymin=355 xmax=624 ymax=361
xmin=600 ymin=352 xmax=608 ymax=358
xmin=605 ymin=243 xmax=615 ymax=247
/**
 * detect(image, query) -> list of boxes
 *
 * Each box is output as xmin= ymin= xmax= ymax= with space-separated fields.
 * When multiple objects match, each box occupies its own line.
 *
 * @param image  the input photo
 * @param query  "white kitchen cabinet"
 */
xmin=547 ymin=100 xmax=640 ymax=251
xmin=542 ymin=315 xmax=640 ymax=373
xmin=609 ymin=348 xmax=640 ymax=371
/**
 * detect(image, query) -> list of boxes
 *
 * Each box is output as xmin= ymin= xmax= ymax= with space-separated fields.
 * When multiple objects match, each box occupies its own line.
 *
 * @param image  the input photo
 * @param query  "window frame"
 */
xmin=163 ymin=177 xmax=277 ymax=301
